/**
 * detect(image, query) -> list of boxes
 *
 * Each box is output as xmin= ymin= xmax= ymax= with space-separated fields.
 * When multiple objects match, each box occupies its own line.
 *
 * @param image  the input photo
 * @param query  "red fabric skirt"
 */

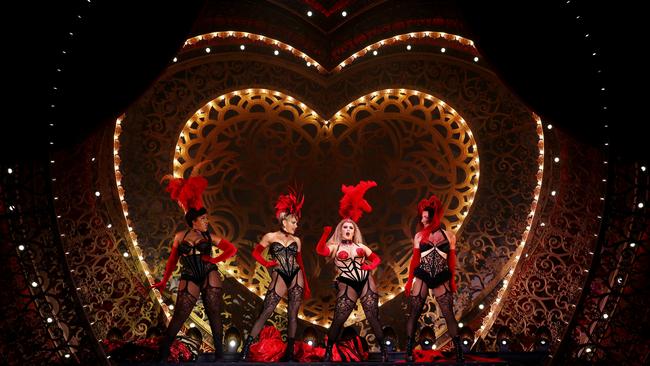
xmin=249 ymin=326 xmax=368 ymax=362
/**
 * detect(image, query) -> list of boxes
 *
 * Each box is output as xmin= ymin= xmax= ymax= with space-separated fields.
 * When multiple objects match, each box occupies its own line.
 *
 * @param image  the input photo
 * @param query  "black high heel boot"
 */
xmin=240 ymin=335 xmax=254 ymax=361
xmin=405 ymin=336 xmax=415 ymax=362
xmin=213 ymin=336 xmax=223 ymax=361
xmin=452 ymin=336 xmax=465 ymax=363
xmin=323 ymin=342 xmax=334 ymax=362
xmin=379 ymin=342 xmax=389 ymax=362
xmin=280 ymin=337 xmax=294 ymax=361
xmin=157 ymin=336 xmax=173 ymax=363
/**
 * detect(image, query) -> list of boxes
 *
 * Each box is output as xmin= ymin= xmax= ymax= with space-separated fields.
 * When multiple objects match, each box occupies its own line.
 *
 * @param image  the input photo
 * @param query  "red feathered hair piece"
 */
xmin=162 ymin=176 xmax=208 ymax=212
xmin=418 ymin=194 xmax=444 ymax=238
xmin=339 ymin=181 xmax=377 ymax=222
xmin=275 ymin=186 xmax=305 ymax=220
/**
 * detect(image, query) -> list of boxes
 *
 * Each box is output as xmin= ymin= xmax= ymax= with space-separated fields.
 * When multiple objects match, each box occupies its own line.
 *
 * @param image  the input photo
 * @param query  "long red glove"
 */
xmin=202 ymin=238 xmax=237 ymax=264
xmin=296 ymin=251 xmax=311 ymax=299
xmin=361 ymin=252 xmax=381 ymax=271
xmin=150 ymin=244 xmax=180 ymax=291
xmin=316 ymin=226 xmax=333 ymax=256
xmin=448 ymin=248 xmax=457 ymax=292
xmin=404 ymin=247 xmax=421 ymax=295
xmin=252 ymin=243 xmax=278 ymax=267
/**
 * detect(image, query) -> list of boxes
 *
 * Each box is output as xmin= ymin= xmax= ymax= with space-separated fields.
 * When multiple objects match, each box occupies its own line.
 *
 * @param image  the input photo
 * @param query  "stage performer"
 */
xmin=316 ymin=181 xmax=388 ymax=362
xmin=403 ymin=194 xmax=463 ymax=362
xmin=239 ymin=187 xmax=311 ymax=362
xmin=151 ymin=169 xmax=237 ymax=362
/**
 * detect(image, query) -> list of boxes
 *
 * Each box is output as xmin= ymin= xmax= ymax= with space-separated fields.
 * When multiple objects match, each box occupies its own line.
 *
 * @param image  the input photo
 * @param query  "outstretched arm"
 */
xmin=315 ymin=226 xmax=333 ymax=256
xmin=150 ymin=233 xmax=182 ymax=291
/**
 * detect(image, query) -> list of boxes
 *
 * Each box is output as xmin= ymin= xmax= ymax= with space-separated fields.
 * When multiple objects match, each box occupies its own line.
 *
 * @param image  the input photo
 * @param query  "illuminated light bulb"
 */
xmin=602 ymin=313 xmax=609 ymax=319
xmin=441 ymin=47 xmax=446 ymax=53
xmin=307 ymin=11 xmax=312 ymax=16
xmin=478 ymin=304 xmax=485 ymax=310
xmin=341 ymin=11 xmax=347 ymax=17
xmin=31 ymin=281 xmax=38 ymax=287
xmin=172 ymin=57 xmax=177 ymax=63
xmin=205 ymin=47 xmax=211 ymax=53
xmin=274 ymin=50 xmax=279 ymax=55
xmin=18 ymin=245 xmax=25 ymax=251
xmin=459 ymin=322 xmax=464 ymax=328
xmin=189 ymin=322 xmax=195 ymax=328
xmin=406 ymin=45 xmax=412 ymax=50
xmin=630 ymin=242 xmax=636 ymax=248
xmin=551 ymin=191 xmax=556 ymax=196
xmin=554 ymin=157 xmax=560 ymax=163
xmin=373 ymin=50 xmax=378 ymax=56
xmin=123 ymin=252 xmax=129 ymax=258
xmin=473 ymin=56 xmax=479 ymax=62
xmin=638 ymin=202 xmax=644 ymax=208
xmin=239 ymin=45 xmax=245 ymax=50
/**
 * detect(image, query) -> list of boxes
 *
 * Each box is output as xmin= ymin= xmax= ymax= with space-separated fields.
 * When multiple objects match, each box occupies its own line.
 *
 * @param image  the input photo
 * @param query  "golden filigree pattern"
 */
xmin=118 ymin=56 xmax=540 ymax=342
xmin=169 ymin=89 xmax=478 ymax=329
xmin=486 ymin=130 xmax=605 ymax=354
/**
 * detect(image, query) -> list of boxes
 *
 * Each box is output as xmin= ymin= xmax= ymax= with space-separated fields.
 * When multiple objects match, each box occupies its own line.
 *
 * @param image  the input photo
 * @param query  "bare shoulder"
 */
xmin=444 ymin=229 xmax=456 ymax=240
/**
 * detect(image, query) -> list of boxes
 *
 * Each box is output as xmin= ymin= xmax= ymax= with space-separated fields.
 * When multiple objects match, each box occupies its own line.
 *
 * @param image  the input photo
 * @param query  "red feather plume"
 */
xmin=162 ymin=175 xmax=208 ymax=212
xmin=275 ymin=186 xmax=305 ymax=220
xmin=338 ymin=180 xmax=377 ymax=222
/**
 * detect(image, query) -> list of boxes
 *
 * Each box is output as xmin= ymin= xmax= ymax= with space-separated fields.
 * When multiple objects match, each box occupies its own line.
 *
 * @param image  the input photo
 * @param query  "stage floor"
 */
xmin=119 ymin=351 xmax=547 ymax=365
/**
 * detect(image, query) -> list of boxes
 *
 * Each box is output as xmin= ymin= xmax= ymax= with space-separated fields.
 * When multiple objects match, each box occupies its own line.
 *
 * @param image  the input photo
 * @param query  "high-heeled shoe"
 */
xmin=452 ymin=336 xmax=465 ymax=363
xmin=405 ymin=336 xmax=416 ymax=362
xmin=239 ymin=335 xmax=254 ymax=361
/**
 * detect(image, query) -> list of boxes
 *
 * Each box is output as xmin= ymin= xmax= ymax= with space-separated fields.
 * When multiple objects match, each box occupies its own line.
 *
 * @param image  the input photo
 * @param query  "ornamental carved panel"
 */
xmin=115 ymin=54 xmax=539 ymax=343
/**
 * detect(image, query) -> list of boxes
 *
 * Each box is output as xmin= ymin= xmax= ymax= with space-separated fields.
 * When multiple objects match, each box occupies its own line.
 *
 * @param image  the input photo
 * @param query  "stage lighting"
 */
xmin=459 ymin=325 xmax=474 ymax=353
xmin=496 ymin=326 xmax=512 ymax=352
xmin=224 ymin=326 xmax=241 ymax=352
xmin=382 ymin=326 xmax=397 ymax=352
xmin=534 ymin=326 xmax=551 ymax=352
xmin=302 ymin=326 xmax=317 ymax=347
xmin=418 ymin=326 xmax=436 ymax=350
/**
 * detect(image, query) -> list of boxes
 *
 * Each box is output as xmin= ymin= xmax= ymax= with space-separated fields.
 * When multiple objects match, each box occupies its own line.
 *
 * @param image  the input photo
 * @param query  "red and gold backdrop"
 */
xmin=37 ymin=0 xmax=612 ymax=361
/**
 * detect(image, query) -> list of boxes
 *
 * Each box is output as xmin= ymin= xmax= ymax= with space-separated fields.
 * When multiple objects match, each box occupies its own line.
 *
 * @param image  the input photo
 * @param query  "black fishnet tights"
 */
xmin=327 ymin=277 xmax=384 ymax=344
xmin=287 ymin=283 xmax=304 ymax=338
xmin=405 ymin=279 xmax=459 ymax=338
xmin=249 ymin=270 xmax=304 ymax=338
xmin=360 ymin=289 xmax=384 ymax=344
xmin=436 ymin=290 xmax=459 ymax=337
xmin=326 ymin=283 xmax=357 ymax=344
xmin=202 ymin=285 xmax=224 ymax=356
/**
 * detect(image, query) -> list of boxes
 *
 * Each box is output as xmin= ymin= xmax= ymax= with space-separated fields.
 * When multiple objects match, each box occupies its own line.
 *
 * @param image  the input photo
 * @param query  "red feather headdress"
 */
xmin=339 ymin=180 xmax=377 ymax=222
xmin=418 ymin=194 xmax=444 ymax=236
xmin=275 ymin=186 xmax=305 ymax=220
xmin=161 ymin=161 xmax=209 ymax=212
